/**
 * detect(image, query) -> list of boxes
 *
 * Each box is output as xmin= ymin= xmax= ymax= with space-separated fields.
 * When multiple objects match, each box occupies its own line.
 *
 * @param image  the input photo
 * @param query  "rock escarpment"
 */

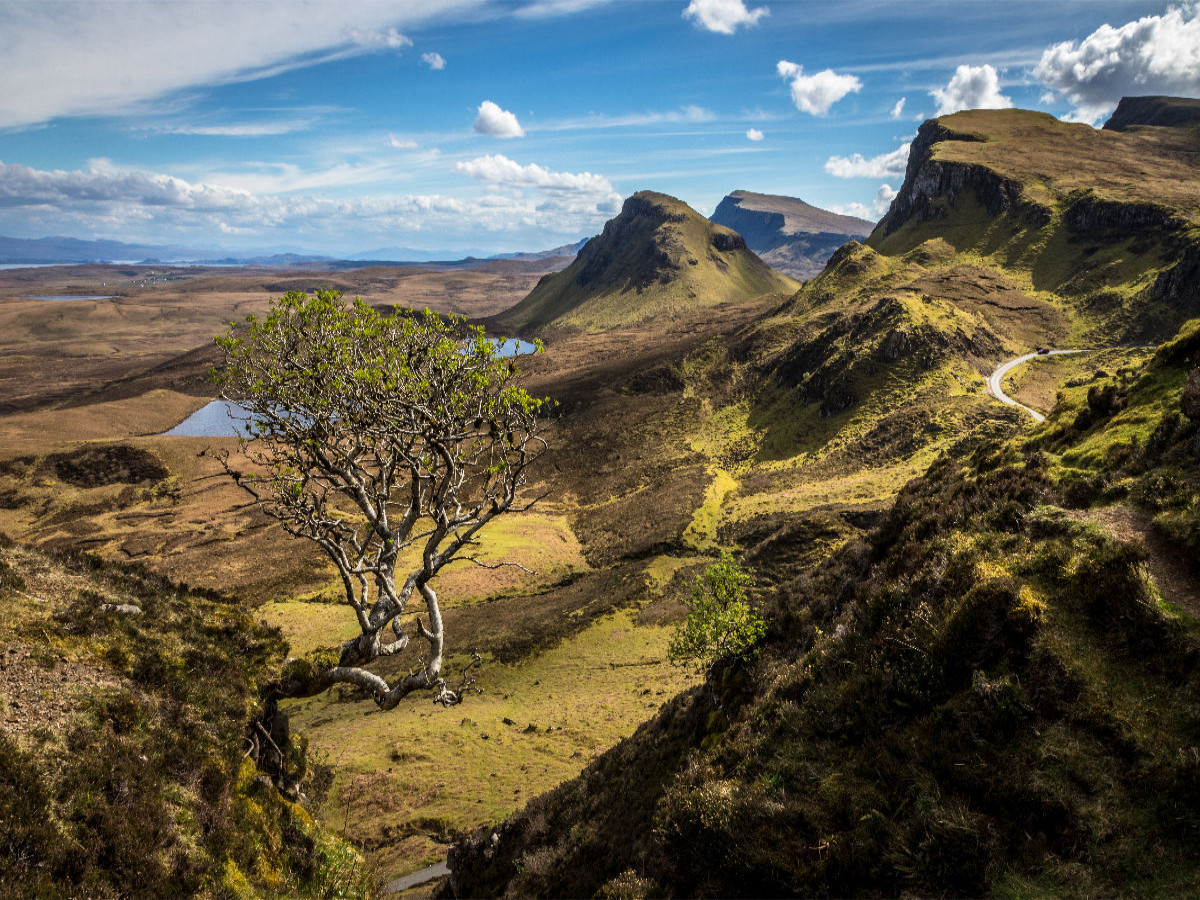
xmin=711 ymin=190 xmax=874 ymax=280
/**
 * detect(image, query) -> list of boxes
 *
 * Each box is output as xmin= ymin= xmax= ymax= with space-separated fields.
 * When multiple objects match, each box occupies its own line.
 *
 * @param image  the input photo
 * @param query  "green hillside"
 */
xmin=493 ymin=191 xmax=797 ymax=335
xmin=444 ymin=318 xmax=1200 ymax=900
xmin=441 ymin=103 xmax=1200 ymax=898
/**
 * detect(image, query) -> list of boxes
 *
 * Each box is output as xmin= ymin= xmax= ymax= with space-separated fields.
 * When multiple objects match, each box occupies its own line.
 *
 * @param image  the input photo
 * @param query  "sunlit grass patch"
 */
xmin=286 ymin=607 xmax=700 ymax=879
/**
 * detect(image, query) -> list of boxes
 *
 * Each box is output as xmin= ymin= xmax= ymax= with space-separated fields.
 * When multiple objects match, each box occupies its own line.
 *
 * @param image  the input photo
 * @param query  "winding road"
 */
xmin=987 ymin=349 xmax=1090 ymax=423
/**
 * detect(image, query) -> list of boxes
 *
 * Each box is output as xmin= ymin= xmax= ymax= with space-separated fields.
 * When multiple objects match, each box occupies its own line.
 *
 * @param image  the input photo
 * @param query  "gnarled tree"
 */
xmin=214 ymin=290 xmax=547 ymax=708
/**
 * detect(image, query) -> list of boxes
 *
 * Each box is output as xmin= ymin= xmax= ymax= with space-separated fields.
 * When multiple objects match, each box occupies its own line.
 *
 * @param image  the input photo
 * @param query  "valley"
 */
xmin=2 ymin=97 xmax=1199 ymax=898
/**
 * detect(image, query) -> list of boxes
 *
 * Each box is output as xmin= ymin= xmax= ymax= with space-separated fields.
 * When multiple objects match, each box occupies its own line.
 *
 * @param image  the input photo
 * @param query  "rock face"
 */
xmin=493 ymin=191 xmax=796 ymax=335
xmin=710 ymin=190 xmax=874 ymax=280
xmin=1103 ymin=95 xmax=1200 ymax=132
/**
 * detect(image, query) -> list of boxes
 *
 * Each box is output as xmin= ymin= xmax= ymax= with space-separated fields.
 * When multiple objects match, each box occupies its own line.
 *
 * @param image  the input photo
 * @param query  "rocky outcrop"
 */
xmin=876 ymin=121 xmax=1048 ymax=239
xmin=1103 ymin=95 xmax=1200 ymax=132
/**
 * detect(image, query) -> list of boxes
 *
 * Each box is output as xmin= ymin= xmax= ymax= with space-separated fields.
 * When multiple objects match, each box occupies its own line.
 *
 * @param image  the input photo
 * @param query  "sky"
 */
xmin=0 ymin=0 xmax=1197 ymax=256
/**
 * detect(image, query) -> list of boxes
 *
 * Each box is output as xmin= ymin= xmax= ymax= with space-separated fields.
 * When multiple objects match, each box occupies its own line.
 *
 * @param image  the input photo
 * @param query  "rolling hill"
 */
xmin=492 ymin=191 xmax=797 ymax=335
xmin=710 ymin=189 xmax=874 ymax=280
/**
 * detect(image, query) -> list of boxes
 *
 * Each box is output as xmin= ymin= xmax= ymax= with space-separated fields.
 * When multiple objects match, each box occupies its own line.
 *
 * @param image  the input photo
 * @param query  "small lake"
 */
xmin=20 ymin=295 xmax=119 ymax=301
xmin=163 ymin=341 xmax=539 ymax=438
xmin=489 ymin=338 xmax=538 ymax=357
xmin=163 ymin=401 xmax=257 ymax=438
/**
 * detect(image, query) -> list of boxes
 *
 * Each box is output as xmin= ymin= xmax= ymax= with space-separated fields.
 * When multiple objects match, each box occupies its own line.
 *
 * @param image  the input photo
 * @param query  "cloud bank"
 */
xmin=0 ymin=157 xmax=616 ymax=252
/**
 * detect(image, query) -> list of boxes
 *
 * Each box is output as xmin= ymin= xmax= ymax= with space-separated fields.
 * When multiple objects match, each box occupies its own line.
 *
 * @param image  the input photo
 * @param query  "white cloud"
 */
xmin=873 ymin=183 xmax=898 ymax=216
xmin=0 ymin=157 xmax=614 ymax=251
xmin=345 ymin=27 xmax=412 ymax=50
xmin=890 ymin=97 xmax=907 ymax=119
xmin=455 ymin=154 xmax=617 ymax=198
xmin=474 ymin=101 xmax=526 ymax=138
xmin=513 ymin=0 xmax=613 ymax=18
xmin=0 ymin=1 xmax=484 ymax=130
xmin=388 ymin=135 xmax=419 ymax=150
xmin=829 ymin=184 xmax=897 ymax=222
xmin=746 ymin=128 xmax=764 ymax=141
xmin=930 ymin=64 xmax=1013 ymax=116
xmin=421 ymin=52 xmax=446 ymax=70
xmin=538 ymin=105 xmax=715 ymax=131
xmin=683 ymin=0 xmax=769 ymax=34
xmin=824 ymin=142 xmax=910 ymax=178
xmin=776 ymin=61 xmax=862 ymax=115
xmin=1033 ymin=5 xmax=1200 ymax=125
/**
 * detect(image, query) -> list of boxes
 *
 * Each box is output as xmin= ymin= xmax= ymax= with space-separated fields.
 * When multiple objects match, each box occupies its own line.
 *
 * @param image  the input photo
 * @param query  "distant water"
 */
xmin=163 ymin=401 xmax=257 ymax=438
xmin=490 ymin=338 xmax=538 ymax=357
xmin=21 ymin=294 xmax=118 ymax=301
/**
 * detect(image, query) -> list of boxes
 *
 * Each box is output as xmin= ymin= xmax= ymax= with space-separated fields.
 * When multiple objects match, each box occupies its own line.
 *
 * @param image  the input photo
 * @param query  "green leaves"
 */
xmin=668 ymin=553 xmax=765 ymax=673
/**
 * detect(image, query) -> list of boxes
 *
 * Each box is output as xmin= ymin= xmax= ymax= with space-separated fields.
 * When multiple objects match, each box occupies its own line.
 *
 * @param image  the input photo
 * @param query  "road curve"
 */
xmin=987 ymin=349 xmax=1090 ymax=423
xmin=384 ymin=859 xmax=450 ymax=894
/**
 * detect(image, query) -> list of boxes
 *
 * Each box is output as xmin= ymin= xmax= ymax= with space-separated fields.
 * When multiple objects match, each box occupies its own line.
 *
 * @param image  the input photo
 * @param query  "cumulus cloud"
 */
xmin=1033 ymin=5 xmax=1200 ymax=124
xmin=777 ymin=61 xmax=862 ymax=115
xmin=829 ymin=183 xmax=898 ymax=221
xmin=421 ymin=52 xmax=446 ymax=70
xmin=474 ymin=101 xmax=526 ymax=138
xmin=683 ymin=0 xmax=769 ymax=34
xmin=0 ymin=2 xmax=479 ymax=129
xmin=930 ymin=64 xmax=1012 ymax=116
xmin=890 ymin=97 xmax=906 ymax=119
xmin=746 ymin=128 xmax=764 ymax=141
xmin=824 ymin=142 xmax=910 ymax=179
xmin=873 ymin=183 xmax=898 ymax=216
xmin=455 ymin=154 xmax=617 ymax=198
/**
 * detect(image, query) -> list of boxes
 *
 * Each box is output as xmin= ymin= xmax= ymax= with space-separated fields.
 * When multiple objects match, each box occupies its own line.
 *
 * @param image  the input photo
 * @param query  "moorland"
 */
xmin=1 ymin=95 xmax=1199 ymax=899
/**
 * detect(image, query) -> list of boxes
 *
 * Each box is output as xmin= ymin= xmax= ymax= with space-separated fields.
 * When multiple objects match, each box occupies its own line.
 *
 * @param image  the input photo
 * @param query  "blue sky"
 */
xmin=0 ymin=0 xmax=1196 ymax=255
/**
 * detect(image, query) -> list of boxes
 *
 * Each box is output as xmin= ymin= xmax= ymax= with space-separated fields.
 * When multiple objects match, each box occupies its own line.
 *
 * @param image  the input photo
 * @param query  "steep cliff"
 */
xmin=710 ymin=190 xmax=874 ymax=280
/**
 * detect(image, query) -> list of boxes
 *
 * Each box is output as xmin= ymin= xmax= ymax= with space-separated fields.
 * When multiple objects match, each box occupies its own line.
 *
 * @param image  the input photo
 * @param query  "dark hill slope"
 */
xmin=444 ymin=318 xmax=1200 ymax=900
xmin=711 ymin=189 xmax=874 ymax=280
xmin=493 ymin=191 xmax=797 ymax=336
xmin=0 ymin=539 xmax=370 ymax=899
xmin=1104 ymin=95 xmax=1200 ymax=132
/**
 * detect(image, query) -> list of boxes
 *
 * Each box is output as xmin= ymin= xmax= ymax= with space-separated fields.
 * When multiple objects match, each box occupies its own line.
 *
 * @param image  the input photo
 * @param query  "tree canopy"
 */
xmin=214 ymin=289 xmax=548 ymax=708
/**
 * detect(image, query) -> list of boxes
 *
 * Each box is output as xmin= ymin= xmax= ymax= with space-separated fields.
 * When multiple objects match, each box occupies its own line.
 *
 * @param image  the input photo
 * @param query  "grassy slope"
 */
xmin=439 ymin=108 xmax=1200 ymax=897
xmin=0 ymin=539 xmax=373 ymax=900
xmin=445 ymin=318 xmax=1200 ymax=900
xmin=493 ymin=191 xmax=797 ymax=335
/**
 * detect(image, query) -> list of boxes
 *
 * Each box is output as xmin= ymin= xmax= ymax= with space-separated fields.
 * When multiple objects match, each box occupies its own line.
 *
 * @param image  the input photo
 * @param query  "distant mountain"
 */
xmin=488 ymin=238 xmax=589 ymax=262
xmin=709 ymin=190 xmax=874 ymax=280
xmin=493 ymin=191 xmax=797 ymax=335
xmin=0 ymin=235 xmax=205 ymax=264
xmin=345 ymin=246 xmax=497 ymax=262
